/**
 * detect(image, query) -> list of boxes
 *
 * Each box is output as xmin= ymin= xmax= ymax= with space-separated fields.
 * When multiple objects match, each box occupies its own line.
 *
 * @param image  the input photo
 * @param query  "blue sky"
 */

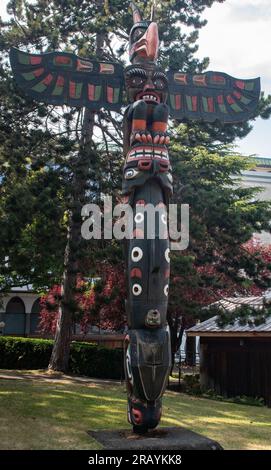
xmin=1 ymin=0 xmax=270 ymax=157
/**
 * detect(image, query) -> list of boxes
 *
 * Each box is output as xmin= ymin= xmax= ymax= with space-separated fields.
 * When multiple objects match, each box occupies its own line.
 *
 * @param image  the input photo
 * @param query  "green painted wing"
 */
xmin=167 ymin=70 xmax=261 ymax=123
xmin=10 ymin=47 xmax=124 ymax=112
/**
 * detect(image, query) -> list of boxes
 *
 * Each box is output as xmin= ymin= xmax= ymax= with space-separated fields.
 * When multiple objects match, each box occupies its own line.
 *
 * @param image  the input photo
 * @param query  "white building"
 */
xmin=0 ymin=286 xmax=41 ymax=336
xmin=241 ymin=157 xmax=271 ymax=244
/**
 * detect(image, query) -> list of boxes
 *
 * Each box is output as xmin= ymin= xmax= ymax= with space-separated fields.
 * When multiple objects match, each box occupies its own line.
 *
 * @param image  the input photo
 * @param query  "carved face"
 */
xmin=129 ymin=21 xmax=159 ymax=64
xmin=125 ymin=64 xmax=168 ymax=104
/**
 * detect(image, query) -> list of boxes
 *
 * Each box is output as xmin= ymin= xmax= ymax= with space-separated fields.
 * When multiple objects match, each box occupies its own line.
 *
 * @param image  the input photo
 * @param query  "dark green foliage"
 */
xmin=182 ymin=373 xmax=265 ymax=406
xmin=0 ymin=336 xmax=53 ymax=369
xmin=215 ymin=303 xmax=271 ymax=328
xmin=183 ymin=373 xmax=201 ymax=395
xmin=0 ymin=336 xmax=124 ymax=379
xmin=69 ymin=341 xmax=124 ymax=379
xmin=202 ymin=389 xmax=265 ymax=407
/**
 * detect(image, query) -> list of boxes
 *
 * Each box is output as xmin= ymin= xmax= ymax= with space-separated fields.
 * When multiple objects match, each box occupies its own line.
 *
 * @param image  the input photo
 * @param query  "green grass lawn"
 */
xmin=0 ymin=372 xmax=271 ymax=450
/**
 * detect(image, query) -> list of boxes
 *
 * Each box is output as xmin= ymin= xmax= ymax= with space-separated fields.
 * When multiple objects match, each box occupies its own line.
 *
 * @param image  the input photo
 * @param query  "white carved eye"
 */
xmin=164 ymin=284 xmax=169 ymax=296
xmin=125 ymin=169 xmax=138 ymax=180
xmin=134 ymin=212 xmax=144 ymax=224
xmin=132 ymin=284 xmax=142 ymax=296
xmin=165 ymin=248 xmax=170 ymax=263
xmin=161 ymin=214 xmax=167 ymax=225
xmin=131 ymin=247 xmax=143 ymax=262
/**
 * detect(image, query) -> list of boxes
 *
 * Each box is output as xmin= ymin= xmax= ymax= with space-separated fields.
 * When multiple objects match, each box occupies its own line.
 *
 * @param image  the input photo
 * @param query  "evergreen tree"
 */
xmin=0 ymin=0 xmax=270 ymax=370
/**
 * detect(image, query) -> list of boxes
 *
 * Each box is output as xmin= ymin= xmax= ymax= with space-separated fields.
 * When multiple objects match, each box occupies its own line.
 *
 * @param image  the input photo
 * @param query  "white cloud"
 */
xmin=197 ymin=1 xmax=271 ymax=92
xmin=195 ymin=0 xmax=271 ymax=157
xmin=0 ymin=1 xmax=8 ymax=19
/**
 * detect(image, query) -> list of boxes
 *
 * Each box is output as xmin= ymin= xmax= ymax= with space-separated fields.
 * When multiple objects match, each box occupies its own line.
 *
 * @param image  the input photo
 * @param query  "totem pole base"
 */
xmin=88 ymin=427 xmax=223 ymax=450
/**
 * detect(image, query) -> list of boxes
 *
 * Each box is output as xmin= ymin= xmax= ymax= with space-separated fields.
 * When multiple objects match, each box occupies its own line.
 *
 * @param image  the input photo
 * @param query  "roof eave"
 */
xmin=187 ymin=331 xmax=271 ymax=338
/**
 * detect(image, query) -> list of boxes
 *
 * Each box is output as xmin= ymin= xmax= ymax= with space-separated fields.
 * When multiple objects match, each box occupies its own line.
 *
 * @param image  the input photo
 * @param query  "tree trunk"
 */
xmin=185 ymin=336 xmax=196 ymax=367
xmin=49 ymin=13 xmax=105 ymax=371
xmin=48 ymin=109 xmax=95 ymax=371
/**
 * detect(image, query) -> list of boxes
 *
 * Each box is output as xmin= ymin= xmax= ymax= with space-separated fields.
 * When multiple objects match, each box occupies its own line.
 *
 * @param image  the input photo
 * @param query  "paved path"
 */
xmin=0 ymin=369 xmax=122 ymax=386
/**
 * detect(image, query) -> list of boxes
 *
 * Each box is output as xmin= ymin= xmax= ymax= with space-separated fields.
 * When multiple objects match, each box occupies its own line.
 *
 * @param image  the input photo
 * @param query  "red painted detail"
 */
xmin=211 ymin=74 xmax=226 ymax=84
xmin=217 ymin=95 xmax=224 ymax=105
xmin=207 ymin=97 xmax=214 ymax=113
xmin=55 ymin=56 xmax=72 ymax=65
xmin=77 ymin=59 xmax=93 ymax=71
xmin=69 ymin=81 xmax=76 ymax=98
xmin=33 ymin=68 xmax=44 ymax=77
xmin=42 ymin=74 xmax=53 ymax=86
xmin=138 ymin=160 xmax=152 ymax=171
xmin=164 ymin=268 xmax=170 ymax=279
xmin=133 ymin=22 xmax=159 ymax=61
xmin=192 ymin=96 xmax=197 ymax=112
xmin=136 ymin=90 xmax=160 ymax=103
xmin=132 ymin=408 xmax=143 ymax=425
xmin=193 ymin=75 xmax=206 ymax=86
xmin=133 ymin=228 xmax=144 ymax=239
xmin=130 ymin=268 xmax=142 ymax=278
xmin=107 ymin=86 xmax=114 ymax=104
xmin=175 ymin=95 xmax=181 ymax=110
xmin=159 ymin=161 xmax=169 ymax=172
xmin=227 ymin=95 xmax=235 ymax=105
xmin=88 ymin=84 xmax=95 ymax=101
xmin=235 ymin=80 xmax=245 ymax=90
xmin=56 ymin=76 xmax=65 ymax=87
xmin=136 ymin=200 xmax=146 ymax=206
xmin=233 ymin=90 xmax=241 ymax=100
xmin=174 ymin=73 xmax=187 ymax=85
xmin=30 ymin=56 xmax=42 ymax=65
xmin=100 ymin=63 xmax=114 ymax=73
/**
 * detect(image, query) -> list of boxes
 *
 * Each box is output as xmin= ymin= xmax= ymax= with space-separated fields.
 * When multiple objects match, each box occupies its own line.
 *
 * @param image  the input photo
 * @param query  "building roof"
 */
xmin=10 ymin=285 xmax=36 ymax=293
xmin=187 ymin=296 xmax=271 ymax=337
xmin=250 ymin=156 xmax=271 ymax=168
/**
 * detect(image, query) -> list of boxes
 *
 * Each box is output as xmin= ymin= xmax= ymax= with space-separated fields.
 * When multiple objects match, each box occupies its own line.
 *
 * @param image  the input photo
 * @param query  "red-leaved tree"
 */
xmin=39 ymin=241 xmax=270 ymax=368
xmin=39 ymin=263 xmax=126 ymax=336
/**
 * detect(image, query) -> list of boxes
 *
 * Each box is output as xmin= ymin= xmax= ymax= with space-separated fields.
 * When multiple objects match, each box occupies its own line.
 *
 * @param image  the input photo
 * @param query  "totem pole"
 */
xmin=122 ymin=3 xmax=172 ymax=434
xmin=10 ymin=1 xmax=260 ymax=434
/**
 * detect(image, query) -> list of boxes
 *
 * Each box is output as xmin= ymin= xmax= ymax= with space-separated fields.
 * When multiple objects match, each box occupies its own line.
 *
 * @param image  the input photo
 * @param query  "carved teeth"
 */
xmin=142 ymin=94 xmax=157 ymax=102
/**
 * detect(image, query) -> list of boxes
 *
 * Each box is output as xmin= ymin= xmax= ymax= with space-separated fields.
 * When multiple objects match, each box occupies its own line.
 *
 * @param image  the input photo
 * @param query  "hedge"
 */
xmin=0 ymin=336 xmax=124 ymax=380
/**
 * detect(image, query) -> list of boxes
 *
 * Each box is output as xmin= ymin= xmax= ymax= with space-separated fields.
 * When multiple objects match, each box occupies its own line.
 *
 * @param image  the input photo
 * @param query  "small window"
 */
xmin=6 ymin=297 xmax=25 ymax=314
xmin=31 ymin=298 xmax=41 ymax=314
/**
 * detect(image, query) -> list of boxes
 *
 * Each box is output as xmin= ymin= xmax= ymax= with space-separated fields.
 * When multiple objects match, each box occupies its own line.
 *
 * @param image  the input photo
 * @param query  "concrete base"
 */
xmin=88 ymin=427 xmax=223 ymax=450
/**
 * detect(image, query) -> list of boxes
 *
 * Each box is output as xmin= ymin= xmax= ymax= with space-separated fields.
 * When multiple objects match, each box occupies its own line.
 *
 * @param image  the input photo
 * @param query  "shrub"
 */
xmin=69 ymin=341 xmax=124 ymax=380
xmin=0 ymin=336 xmax=124 ymax=379
xmin=202 ymin=389 xmax=265 ymax=407
xmin=183 ymin=373 xmax=201 ymax=395
xmin=0 ymin=336 xmax=52 ymax=369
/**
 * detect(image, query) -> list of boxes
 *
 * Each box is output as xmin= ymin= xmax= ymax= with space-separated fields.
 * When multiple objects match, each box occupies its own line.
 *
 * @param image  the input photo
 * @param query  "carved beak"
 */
xmin=134 ymin=22 xmax=159 ymax=61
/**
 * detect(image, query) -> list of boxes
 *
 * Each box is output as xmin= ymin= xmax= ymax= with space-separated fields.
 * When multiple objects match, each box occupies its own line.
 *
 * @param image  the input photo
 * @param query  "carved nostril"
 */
xmin=144 ymin=84 xmax=154 ymax=91
xmin=145 ymin=309 xmax=161 ymax=327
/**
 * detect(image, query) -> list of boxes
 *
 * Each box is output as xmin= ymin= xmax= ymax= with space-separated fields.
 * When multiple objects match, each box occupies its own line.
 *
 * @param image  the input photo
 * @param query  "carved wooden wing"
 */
xmin=10 ymin=47 xmax=124 ymax=112
xmin=167 ymin=70 xmax=260 ymax=123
